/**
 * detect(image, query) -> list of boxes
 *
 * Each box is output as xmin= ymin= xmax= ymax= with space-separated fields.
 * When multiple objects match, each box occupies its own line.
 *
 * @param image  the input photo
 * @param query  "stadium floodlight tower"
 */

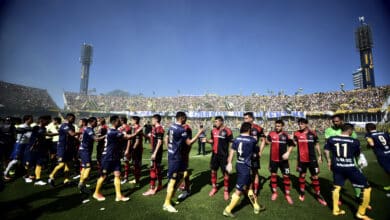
xmin=79 ymin=43 xmax=93 ymax=95
xmin=354 ymin=16 xmax=375 ymax=88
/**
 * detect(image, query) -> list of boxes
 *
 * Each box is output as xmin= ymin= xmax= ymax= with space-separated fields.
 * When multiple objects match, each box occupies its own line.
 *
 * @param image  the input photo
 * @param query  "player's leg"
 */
xmin=114 ymin=162 xmax=129 ymax=202
xmin=223 ymin=190 xmax=242 ymax=218
xmin=48 ymin=148 xmax=65 ymax=186
xmin=297 ymin=162 xmax=307 ymax=201
xmin=348 ymin=168 xmax=373 ymax=219
xmin=281 ymin=161 xmax=293 ymax=205
xmin=78 ymin=152 xmax=91 ymax=193
xmin=34 ymin=153 xmax=47 ymax=186
xmin=220 ymin=156 xmax=230 ymax=201
xmin=269 ymin=161 xmax=279 ymax=200
xmin=143 ymin=159 xmax=157 ymax=196
xmin=163 ymin=162 xmax=182 ymax=212
xmin=308 ymin=162 xmax=327 ymax=205
xmin=93 ymin=160 xmax=109 ymax=201
xmin=4 ymin=143 xmax=20 ymax=178
xmin=377 ymin=155 xmax=390 ymax=191
xmin=130 ymin=148 xmax=142 ymax=186
xmin=224 ymin=169 xmax=246 ymax=217
xmin=209 ymin=154 xmax=218 ymax=196
xmin=122 ymin=146 xmax=130 ymax=183
xmin=332 ymin=171 xmax=346 ymax=216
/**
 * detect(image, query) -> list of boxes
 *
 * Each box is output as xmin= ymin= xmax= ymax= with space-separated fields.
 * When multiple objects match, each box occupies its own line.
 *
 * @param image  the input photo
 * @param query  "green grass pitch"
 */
xmin=1 ymin=132 xmax=389 ymax=220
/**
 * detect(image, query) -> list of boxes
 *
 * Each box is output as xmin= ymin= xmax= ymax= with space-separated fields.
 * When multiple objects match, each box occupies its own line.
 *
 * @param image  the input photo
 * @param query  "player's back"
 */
xmin=167 ymin=123 xmax=187 ymax=162
xmin=366 ymin=131 xmax=390 ymax=156
xmin=80 ymin=127 xmax=94 ymax=152
xmin=103 ymin=128 xmax=123 ymax=161
xmin=233 ymin=135 xmax=256 ymax=167
xmin=325 ymin=135 xmax=360 ymax=169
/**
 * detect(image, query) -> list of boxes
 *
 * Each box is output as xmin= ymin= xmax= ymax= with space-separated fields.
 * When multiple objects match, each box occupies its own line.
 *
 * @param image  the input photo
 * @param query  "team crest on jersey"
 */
xmin=221 ymin=130 xmax=227 ymax=137
xmin=280 ymin=136 xmax=286 ymax=141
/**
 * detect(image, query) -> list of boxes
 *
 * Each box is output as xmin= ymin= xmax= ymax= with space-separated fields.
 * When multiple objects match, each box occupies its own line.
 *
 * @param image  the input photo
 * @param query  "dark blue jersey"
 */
xmin=80 ymin=126 xmax=95 ymax=153
xmin=58 ymin=123 xmax=75 ymax=150
xmin=29 ymin=126 xmax=46 ymax=152
xmin=102 ymin=128 xmax=124 ymax=161
xmin=324 ymin=135 xmax=360 ymax=169
xmin=365 ymin=131 xmax=390 ymax=157
xmin=167 ymin=123 xmax=188 ymax=162
xmin=232 ymin=135 xmax=257 ymax=168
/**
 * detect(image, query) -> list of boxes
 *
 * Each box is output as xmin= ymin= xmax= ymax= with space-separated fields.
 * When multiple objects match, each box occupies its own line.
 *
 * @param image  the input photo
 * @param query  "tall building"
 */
xmin=354 ymin=16 xmax=375 ymax=89
xmin=80 ymin=43 xmax=93 ymax=95
xmin=353 ymin=68 xmax=364 ymax=89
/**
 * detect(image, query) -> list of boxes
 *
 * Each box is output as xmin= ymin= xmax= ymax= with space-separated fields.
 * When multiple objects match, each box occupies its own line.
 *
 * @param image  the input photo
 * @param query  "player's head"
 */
xmin=365 ymin=123 xmax=376 ymax=132
xmin=275 ymin=120 xmax=284 ymax=132
xmin=110 ymin=115 xmax=121 ymax=128
xmin=341 ymin=123 xmax=354 ymax=136
xmin=152 ymin=114 xmax=161 ymax=125
xmin=66 ymin=113 xmax=76 ymax=123
xmin=120 ymin=116 xmax=127 ymax=124
xmin=79 ymin=118 xmax=88 ymax=127
xmin=131 ymin=116 xmax=140 ymax=125
xmin=53 ymin=117 xmax=61 ymax=125
xmin=175 ymin=111 xmax=187 ymax=125
xmin=214 ymin=116 xmax=224 ymax=128
xmin=98 ymin=117 xmax=106 ymax=126
xmin=88 ymin=117 xmax=98 ymax=128
xmin=200 ymin=124 xmax=204 ymax=129
xmin=331 ymin=114 xmax=343 ymax=129
xmin=23 ymin=115 xmax=33 ymax=124
xmin=39 ymin=115 xmax=51 ymax=126
xmin=243 ymin=112 xmax=255 ymax=123
xmin=240 ymin=122 xmax=252 ymax=134
xmin=297 ymin=118 xmax=308 ymax=130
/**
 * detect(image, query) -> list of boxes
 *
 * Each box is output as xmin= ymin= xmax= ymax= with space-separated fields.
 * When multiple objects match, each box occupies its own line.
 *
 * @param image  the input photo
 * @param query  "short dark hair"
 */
xmin=176 ymin=111 xmax=187 ymax=120
xmin=132 ymin=116 xmax=140 ymax=124
xmin=53 ymin=117 xmax=61 ymax=124
xmin=80 ymin=118 xmax=88 ymax=125
xmin=275 ymin=120 xmax=284 ymax=126
xmin=331 ymin=114 xmax=343 ymax=120
xmin=244 ymin=112 xmax=254 ymax=119
xmin=99 ymin=117 xmax=106 ymax=125
xmin=341 ymin=123 xmax=354 ymax=132
xmin=120 ymin=116 xmax=127 ymax=124
xmin=365 ymin=123 xmax=376 ymax=132
xmin=23 ymin=115 xmax=33 ymax=122
xmin=215 ymin=116 xmax=224 ymax=122
xmin=88 ymin=117 xmax=97 ymax=124
xmin=66 ymin=113 xmax=75 ymax=119
xmin=153 ymin=114 xmax=161 ymax=123
xmin=297 ymin=118 xmax=308 ymax=124
xmin=240 ymin=122 xmax=252 ymax=133
xmin=110 ymin=115 xmax=119 ymax=124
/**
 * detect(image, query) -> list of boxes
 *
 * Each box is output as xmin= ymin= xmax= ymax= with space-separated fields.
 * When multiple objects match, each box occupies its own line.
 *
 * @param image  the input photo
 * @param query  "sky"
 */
xmin=1 ymin=0 xmax=390 ymax=108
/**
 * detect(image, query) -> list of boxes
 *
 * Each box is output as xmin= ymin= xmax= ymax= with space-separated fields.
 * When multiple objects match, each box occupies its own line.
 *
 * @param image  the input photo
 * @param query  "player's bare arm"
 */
xmin=185 ymin=127 xmax=205 ymax=146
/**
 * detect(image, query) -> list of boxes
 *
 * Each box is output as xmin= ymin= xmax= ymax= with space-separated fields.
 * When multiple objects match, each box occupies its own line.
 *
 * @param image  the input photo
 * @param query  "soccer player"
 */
xmin=207 ymin=116 xmax=233 ymax=201
xmin=197 ymin=125 xmax=206 ymax=155
xmin=260 ymin=119 xmax=295 ymax=204
xmin=93 ymin=115 xmax=138 ymax=202
xmin=78 ymin=117 xmax=105 ymax=193
xmin=365 ymin=123 xmax=390 ymax=192
xmin=48 ymin=113 xmax=80 ymax=187
xmin=73 ymin=118 xmax=87 ymax=179
xmin=46 ymin=117 xmax=61 ymax=170
xmin=24 ymin=115 xmax=54 ymax=186
xmin=324 ymin=123 xmax=372 ymax=220
xmin=293 ymin=118 xmax=326 ymax=205
xmin=96 ymin=117 xmax=108 ymax=170
xmin=243 ymin=112 xmax=265 ymax=196
xmin=3 ymin=115 xmax=33 ymax=181
xmin=119 ymin=116 xmax=131 ymax=184
xmin=223 ymin=122 xmax=264 ymax=217
xmin=163 ymin=111 xmax=204 ymax=213
xmin=177 ymin=117 xmax=193 ymax=200
xmin=127 ymin=116 xmax=144 ymax=186
xmin=143 ymin=114 xmax=164 ymax=196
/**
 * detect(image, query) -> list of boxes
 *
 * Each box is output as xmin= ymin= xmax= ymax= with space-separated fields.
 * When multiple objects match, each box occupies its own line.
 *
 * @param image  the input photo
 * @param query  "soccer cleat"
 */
xmin=115 ymin=196 xmax=130 ymax=202
xmin=223 ymin=208 xmax=235 ymax=218
xmin=285 ymin=194 xmax=293 ymax=205
xmin=316 ymin=194 xmax=327 ymax=206
xmin=178 ymin=190 xmax=191 ymax=200
xmin=120 ymin=179 xmax=128 ymax=184
xmin=299 ymin=194 xmax=305 ymax=202
xmin=356 ymin=213 xmax=373 ymax=220
xmin=93 ymin=193 xmax=106 ymax=201
xmin=224 ymin=191 xmax=230 ymax=201
xmin=24 ymin=176 xmax=33 ymax=183
xmin=34 ymin=180 xmax=47 ymax=186
xmin=332 ymin=209 xmax=346 ymax=216
xmin=72 ymin=174 xmax=80 ymax=180
xmin=163 ymin=204 xmax=178 ymax=213
xmin=48 ymin=178 xmax=55 ymax=187
xmin=271 ymin=192 xmax=278 ymax=201
xmin=142 ymin=188 xmax=157 ymax=196
xmin=209 ymin=188 xmax=218 ymax=197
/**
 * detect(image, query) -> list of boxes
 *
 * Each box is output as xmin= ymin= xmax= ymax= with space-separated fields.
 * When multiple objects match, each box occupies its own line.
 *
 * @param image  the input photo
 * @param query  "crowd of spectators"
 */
xmin=0 ymin=81 xmax=58 ymax=113
xmin=64 ymin=86 xmax=389 ymax=113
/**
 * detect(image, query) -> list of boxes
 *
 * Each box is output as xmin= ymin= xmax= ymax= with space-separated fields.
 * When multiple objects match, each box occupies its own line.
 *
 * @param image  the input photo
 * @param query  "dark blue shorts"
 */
xmin=101 ymin=160 xmax=121 ymax=175
xmin=50 ymin=142 xmax=58 ymax=154
xmin=57 ymin=147 xmax=73 ymax=162
xmin=377 ymin=155 xmax=390 ymax=174
xmin=333 ymin=167 xmax=369 ymax=188
xmin=167 ymin=160 xmax=185 ymax=180
xmin=236 ymin=164 xmax=251 ymax=191
xmin=25 ymin=151 xmax=46 ymax=166
xmin=79 ymin=150 xmax=92 ymax=168
xmin=10 ymin=143 xmax=28 ymax=160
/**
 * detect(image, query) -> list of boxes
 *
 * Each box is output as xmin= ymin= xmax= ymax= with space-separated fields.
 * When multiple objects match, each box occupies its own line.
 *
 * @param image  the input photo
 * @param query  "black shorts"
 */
xmin=297 ymin=161 xmax=320 ymax=176
xmin=269 ymin=160 xmax=290 ymax=175
xmin=251 ymin=156 xmax=260 ymax=170
xmin=210 ymin=153 xmax=228 ymax=172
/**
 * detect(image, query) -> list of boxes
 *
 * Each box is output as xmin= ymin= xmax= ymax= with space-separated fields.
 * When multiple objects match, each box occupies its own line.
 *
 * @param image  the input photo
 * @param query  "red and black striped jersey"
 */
xmin=151 ymin=125 xmax=164 ymax=153
xmin=267 ymin=131 xmax=295 ymax=162
xmin=211 ymin=126 xmax=233 ymax=157
xmin=251 ymin=123 xmax=265 ymax=145
xmin=293 ymin=129 xmax=319 ymax=162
